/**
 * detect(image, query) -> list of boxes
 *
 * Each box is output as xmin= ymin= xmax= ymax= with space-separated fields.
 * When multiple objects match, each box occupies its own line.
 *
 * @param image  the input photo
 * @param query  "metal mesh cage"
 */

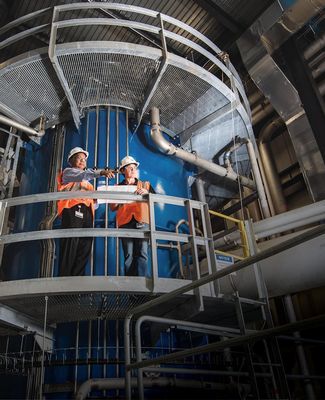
xmin=57 ymin=52 xmax=161 ymax=111
xmin=0 ymin=56 xmax=67 ymax=124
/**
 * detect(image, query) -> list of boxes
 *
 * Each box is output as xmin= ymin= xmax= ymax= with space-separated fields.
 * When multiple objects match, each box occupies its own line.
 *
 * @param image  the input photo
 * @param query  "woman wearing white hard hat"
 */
xmin=111 ymin=155 xmax=155 ymax=276
xmin=57 ymin=147 xmax=115 ymax=276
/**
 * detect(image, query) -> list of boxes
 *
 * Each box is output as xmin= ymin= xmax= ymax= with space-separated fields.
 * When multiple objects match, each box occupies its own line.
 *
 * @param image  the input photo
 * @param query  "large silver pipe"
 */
xmin=0 ymin=114 xmax=45 ymax=137
xmin=304 ymin=32 xmax=325 ymax=61
xmin=214 ymin=198 xmax=325 ymax=249
xmin=259 ymin=118 xmax=287 ymax=215
xmin=244 ymin=138 xmax=271 ymax=218
xmin=251 ymin=103 xmax=274 ymax=126
xmin=150 ymin=107 xmax=255 ymax=190
xmin=195 ymin=177 xmax=206 ymax=203
xmin=319 ymin=79 xmax=325 ymax=96
xmin=312 ymin=59 xmax=325 ymax=79
xmin=76 ymin=376 xmax=239 ymax=400
xmin=248 ymin=91 xmax=264 ymax=108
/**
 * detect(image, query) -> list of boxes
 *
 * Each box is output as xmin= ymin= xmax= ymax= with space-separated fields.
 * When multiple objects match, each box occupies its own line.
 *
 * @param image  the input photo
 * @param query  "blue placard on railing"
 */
xmin=216 ymin=254 xmax=233 ymax=264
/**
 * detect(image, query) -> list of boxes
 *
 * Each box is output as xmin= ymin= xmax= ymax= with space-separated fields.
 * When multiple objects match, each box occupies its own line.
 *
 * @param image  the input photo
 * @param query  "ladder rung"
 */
xmin=253 ymin=362 xmax=282 ymax=367
xmin=238 ymin=297 xmax=266 ymax=306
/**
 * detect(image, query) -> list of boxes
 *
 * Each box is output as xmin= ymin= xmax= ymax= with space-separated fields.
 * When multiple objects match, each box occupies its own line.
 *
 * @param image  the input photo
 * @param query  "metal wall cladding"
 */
xmin=58 ymin=107 xmax=192 ymax=279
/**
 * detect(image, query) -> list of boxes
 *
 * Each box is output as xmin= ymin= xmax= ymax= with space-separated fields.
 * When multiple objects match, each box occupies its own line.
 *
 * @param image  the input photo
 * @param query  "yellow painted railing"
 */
xmin=209 ymin=209 xmax=250 ymax=258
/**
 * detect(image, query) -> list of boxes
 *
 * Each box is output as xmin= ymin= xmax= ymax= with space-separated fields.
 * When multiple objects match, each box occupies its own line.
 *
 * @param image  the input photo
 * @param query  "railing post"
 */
xmin=148 ymin=194 xmax=158 ymax=291
xmin=186 ymin=199 xmax=204 ymax=312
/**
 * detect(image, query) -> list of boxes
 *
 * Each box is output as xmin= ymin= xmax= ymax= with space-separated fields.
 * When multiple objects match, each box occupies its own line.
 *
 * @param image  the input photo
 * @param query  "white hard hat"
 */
xmin=67 ymin=147 xmax=89 ymax=163
xmin=119 ymin=155 xmax=139 ymax=172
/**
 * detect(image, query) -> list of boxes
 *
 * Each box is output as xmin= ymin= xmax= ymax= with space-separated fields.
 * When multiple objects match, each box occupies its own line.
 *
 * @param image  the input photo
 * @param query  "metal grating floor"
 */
xmin=0 ymin=293 xmax=157 ymax=325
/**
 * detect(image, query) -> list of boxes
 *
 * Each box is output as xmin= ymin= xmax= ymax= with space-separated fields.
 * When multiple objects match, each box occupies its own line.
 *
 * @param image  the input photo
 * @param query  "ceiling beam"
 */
xmin=194 ymin=0 xmax=242 ymax=34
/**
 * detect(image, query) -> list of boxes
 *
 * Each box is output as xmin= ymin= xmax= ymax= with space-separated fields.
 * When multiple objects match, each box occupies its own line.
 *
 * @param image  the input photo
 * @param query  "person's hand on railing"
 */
xmin=135 ymin=187 xmax=149 ymax=195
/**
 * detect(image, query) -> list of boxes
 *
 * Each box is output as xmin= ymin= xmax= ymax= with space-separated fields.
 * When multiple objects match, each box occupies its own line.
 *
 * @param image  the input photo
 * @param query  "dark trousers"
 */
xmin=59 ymin=204 xmax=93 ymax=276
xmin=120 ymin=218 xmax=149 ymax=277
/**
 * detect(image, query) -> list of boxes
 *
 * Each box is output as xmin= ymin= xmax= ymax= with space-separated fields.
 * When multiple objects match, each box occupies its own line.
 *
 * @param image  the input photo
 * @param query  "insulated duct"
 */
xmin=213 ymin=198 xmax=325 ymax=249
xmin=209 ymin=228 xmax=325 ymax=299
xmin=237 ymin=0 xmax=325 ymax=201
xmin=150 ymin=107 xmax=256 ymax=190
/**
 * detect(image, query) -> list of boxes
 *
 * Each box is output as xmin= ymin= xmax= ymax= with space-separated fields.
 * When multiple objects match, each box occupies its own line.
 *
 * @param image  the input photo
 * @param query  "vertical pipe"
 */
xmin=245 ymin=139 xmax=271 ymax=219
xmin=105 ymin=107 xmax=110 ymax=276
xmin=284 ymin=295 xmax=316 ymax=400
xmin=103 ymin=319 xmax=107 ymax=383
xmin=126 ymin=109 xmax=129 ymax=156
xmin=135 ymin=320 xmax=144 ymax=400
xmin=124 ymin=316 xmax=132 ymax=400
xmin=116 ymin=321 xmax=120 ymax=397
xmin=97 ymin=318 xmax=100 ymax=365
xmin=90 ymin=106 xmax=100 ymax=276
xmin=94 ymin=106 xmax=99 ymax=169
xmin=116 ymin=107 xmax=119 ymax=185
xmin=5 ymin=336 xmax=9 ymax=370
xmin=85 ymin=112 xmax=90 ymax=152
xmin=40 ymin=295 xmax=48 ymax=400
xmin=195 ymin=178 xmax=206 ymax=203
xmin=74 ymin=321 xmax=80 ymax=395
xmin=259 ymin=141 xmax=287 ymax=214
xmin=88 ymin=321 xmax=92 ymax=380
xmin=257 ymin=156 xmax=276 ymax=216
xmin=116 ymin=107 xmax=120 ymax=276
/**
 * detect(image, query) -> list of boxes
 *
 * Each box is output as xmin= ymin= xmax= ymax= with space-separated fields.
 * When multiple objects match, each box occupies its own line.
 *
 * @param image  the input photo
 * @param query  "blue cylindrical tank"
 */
xmin=4 ymin=107 xmax=194 ymax=397
xmin=58 ymin=107 xmax=192 ymax=278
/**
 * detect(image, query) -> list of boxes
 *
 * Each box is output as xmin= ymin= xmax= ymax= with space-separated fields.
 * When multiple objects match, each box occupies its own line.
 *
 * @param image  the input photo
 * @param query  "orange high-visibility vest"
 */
xmin=57 ymin=172 xmax=95 ymax=216
xmin=116 ymin=180 xmax=150 ymax=227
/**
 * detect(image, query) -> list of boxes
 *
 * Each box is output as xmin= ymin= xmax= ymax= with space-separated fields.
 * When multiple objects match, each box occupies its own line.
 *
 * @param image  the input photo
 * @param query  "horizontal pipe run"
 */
xmin=150 ymin=107 xmax=256 ymax=190
xmin=76 ymin=376 xmax=236 ymax=400
xmin=128 ymin=313 xmax=325 ymax=371
xmin=126 ymin=223 xmax=325 ymax=318
xmin=0 ymin=115 xmax=45 ymax=137
xmin=213 ymin=198 xmax=325 ymax=248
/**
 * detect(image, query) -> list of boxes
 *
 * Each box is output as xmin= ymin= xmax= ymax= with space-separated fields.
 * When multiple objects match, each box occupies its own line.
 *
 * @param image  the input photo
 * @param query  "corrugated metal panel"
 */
xmin=4 ymin=0 xmax=227 ymax=57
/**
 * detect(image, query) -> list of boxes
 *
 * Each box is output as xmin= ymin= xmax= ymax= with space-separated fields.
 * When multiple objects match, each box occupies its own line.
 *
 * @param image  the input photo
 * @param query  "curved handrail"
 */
xmin=0 ymin=3 xmax=250 ymax=115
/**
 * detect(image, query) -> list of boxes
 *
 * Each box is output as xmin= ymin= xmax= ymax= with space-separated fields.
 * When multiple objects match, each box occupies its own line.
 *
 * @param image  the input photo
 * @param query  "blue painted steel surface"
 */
xmin=61 ymin=108 xmax=192 ymax=278
xmin=3 ymin=108 xmax=194 ymax=397
xmin=2 ymin=132 xmax=53 ymax=280
xmin=44 ymin=108 xmax=193 ymax=396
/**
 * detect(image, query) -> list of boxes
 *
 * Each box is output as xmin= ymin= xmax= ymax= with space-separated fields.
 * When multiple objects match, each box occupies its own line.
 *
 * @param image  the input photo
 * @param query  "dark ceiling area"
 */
xmin=0 ymin=0 xmax=324 ymax=139
xmin=0 ymin=0 xmax=273 ymax=87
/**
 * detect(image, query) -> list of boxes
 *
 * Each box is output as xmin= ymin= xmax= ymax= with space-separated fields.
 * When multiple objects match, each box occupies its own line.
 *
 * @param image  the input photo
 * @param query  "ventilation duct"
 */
xmin=237 ymin=0 xmax=325 ymax=201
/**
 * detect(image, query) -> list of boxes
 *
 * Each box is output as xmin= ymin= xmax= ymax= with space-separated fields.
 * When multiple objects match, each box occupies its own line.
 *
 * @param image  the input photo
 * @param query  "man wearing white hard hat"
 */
xmin=111 ymin=156 xmax=155 ymax=276
xmin=57 ymin=147 xmax=115 ymax=276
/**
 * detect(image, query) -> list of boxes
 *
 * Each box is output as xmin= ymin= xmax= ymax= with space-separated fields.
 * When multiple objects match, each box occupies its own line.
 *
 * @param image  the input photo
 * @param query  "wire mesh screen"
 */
xmin=57 ymin=52 xmax=161 ymax=111
xmin=146 ymin=64 xmax=215 ymax=128
xmin=0 ymin=56 xmax=66 ymax=124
